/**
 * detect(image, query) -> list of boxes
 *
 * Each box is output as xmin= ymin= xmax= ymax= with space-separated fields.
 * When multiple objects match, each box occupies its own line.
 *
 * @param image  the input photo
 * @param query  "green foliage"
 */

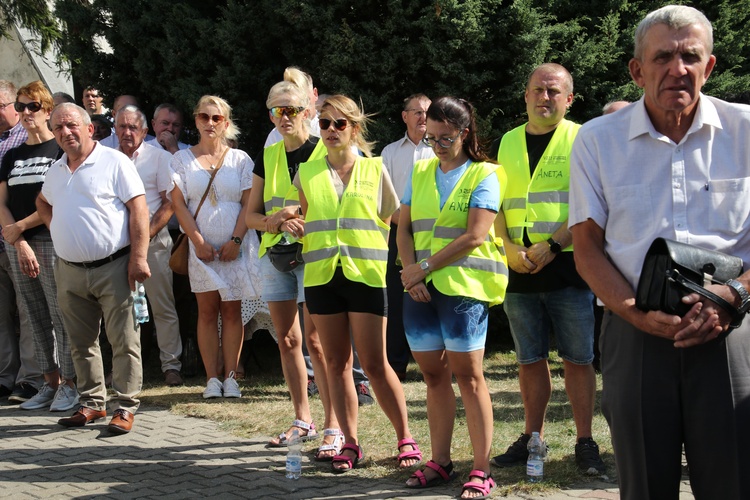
xmin=0 ymin=0 xmax=62 ymax=54
xmin=53 ymin=0 xmax=750 ymax=156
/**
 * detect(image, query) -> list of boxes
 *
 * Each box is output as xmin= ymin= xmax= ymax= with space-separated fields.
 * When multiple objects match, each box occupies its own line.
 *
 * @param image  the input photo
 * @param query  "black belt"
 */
xmin=63 ymin=245 xmax=130 ymax=269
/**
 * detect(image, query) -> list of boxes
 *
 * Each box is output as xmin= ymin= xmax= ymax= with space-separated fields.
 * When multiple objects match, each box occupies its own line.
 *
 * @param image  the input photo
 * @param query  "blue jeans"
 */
xmin=503 ymin=287 xmax=595 ymax=365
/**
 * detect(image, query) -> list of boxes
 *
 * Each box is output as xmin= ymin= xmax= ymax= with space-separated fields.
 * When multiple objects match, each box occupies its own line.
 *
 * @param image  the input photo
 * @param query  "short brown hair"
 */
xmin=17 ymin=80 xmax=54 ymax=113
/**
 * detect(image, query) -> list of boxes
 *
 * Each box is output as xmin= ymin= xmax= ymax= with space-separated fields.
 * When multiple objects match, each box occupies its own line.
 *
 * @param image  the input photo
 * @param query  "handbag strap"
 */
xmin=667 ymin=269 xmax=743 ymax=327
xmin=192 ymin=147 xmax=230 ymax=219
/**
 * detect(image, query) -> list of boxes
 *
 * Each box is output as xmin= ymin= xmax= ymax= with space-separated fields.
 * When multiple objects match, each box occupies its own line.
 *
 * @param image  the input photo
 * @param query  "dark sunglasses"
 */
xmin=269 ymin=106 xmax=306 ymax=118
xmin=195 ymin=113 xmax=225 ymax=124
xmin=319 ymin=118 xmax=349 ymax=131
xmin=14 ymin=101 xmax=43 ymax=113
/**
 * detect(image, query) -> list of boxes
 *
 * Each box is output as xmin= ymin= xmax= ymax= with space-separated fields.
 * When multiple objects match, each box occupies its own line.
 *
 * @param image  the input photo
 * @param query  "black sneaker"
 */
xmin=7 ymin=383 xmax=38 ymax=404
xmin=491 ymin=433 xmax=531 ymax=467
xmin=307 ymin=379 xmax=318 ymax=398
xmin=575 ymin=437 xmax=606 ymax=474
xmin=356 ymin=382 xmax=374 ymax=406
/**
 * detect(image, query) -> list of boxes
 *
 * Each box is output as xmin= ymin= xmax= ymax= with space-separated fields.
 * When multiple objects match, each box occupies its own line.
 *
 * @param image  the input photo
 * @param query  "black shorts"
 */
xmin=305 ymin=267 xmax=387 ymax=316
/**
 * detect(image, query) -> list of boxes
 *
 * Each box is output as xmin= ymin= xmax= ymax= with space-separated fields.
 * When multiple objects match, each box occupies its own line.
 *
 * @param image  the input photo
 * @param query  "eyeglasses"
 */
xmin=319 ymin=118 xmax=349 ymax=131
xmin=422 ymin=133 xmax=461 ymax=149
xmin=269 ymin=106 xmax=306 ymax=118
xmin=195 ymin=113 xmax=225 ymax=124
xmin=0 ymin=102 xmax=15 ymax=110
xmin=14 ymin=101 xmax=43 ymax=113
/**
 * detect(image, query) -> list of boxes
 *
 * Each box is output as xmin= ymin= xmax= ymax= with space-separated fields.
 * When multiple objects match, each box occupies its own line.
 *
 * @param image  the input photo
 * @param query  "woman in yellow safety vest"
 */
xmin=398 ymin=97 xmax=507 ymax=499
xmin=246 ymin=78 xmax=342 ymax=457
xmin=294 ymin=95 xmax=421 ymax=473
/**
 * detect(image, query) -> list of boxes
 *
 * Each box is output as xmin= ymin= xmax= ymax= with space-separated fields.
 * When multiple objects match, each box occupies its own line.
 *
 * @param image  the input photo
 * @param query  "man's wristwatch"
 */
xmin=231 ymin=236 xmax=242 ymax=245
xmin=419 ymin=259 xmax=431 ymax=275
xmin=725 ymin=279 xmax=750 ymax=314
xmin=547 ymin=238 xmax=562 ymax=254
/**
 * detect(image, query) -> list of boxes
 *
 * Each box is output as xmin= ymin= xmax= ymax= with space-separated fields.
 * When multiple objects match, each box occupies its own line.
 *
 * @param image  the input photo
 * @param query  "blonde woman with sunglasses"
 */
xmin=169 ymin=95 xmax=260 ymax=399
xmin=293 ymin=95 xmax=421 ymax=473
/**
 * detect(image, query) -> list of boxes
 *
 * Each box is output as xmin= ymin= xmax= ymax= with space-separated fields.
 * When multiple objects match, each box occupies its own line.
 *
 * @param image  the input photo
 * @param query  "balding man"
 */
xmin=146 ymin=104 xmax=189 ymax=154
xmin=116 ymin=105 xmax=183 ymax=387
xmin=37 ymin=103 xmax=150 ymax=434
xmin=570 ymin=5 xmax=750 ymax=498
xmin=492 ymin=63 xmax=604 ymax=474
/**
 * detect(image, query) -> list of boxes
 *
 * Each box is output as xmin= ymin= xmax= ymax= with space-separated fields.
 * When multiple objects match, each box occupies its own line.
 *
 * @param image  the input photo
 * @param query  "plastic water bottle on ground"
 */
xmin=133 ymin=281 xmax=149 ymax=324
xmin=527 ymin=431 xmax=544 ymax=483
xmin=285 ymin=429 xmax=302 ymax=479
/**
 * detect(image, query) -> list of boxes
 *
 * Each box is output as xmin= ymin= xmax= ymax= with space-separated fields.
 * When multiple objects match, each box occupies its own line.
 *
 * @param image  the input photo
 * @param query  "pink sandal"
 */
xmin=460 ymin=470 xmax=496 ymax=500
xmin=331 ymin=443 xmax=363 ymax=473
xmin=406 ymin=460 xmax=456 ymax=488
xmin=396 ymin=437 xmax=423 ymax=468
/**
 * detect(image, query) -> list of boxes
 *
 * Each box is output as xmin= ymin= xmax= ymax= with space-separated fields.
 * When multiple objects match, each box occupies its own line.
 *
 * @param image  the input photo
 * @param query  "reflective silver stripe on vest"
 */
xmin=339 ymin=218 xmax=389 ymax=239
xmin=303 ymin=246 xmax=338 ymax=263
xmin=415 ymin=249 xmax=430 ymax=261
xmin=527 ymin=191 xmax=569 ymax=204
xmin=503 ymin=198 xmax=526 ymax=211
xmin=412 ymin=218 xmax=436 ymax=233
xmin=527 ymin=221 xmax=562 ymax=235
xmin=284 ymin=199 xmax=299 ymax=207
xmin=340 ymin=245 xmax=388 ymax=261
xmin=265 ymin=196 xmax=286 ymax=214
xmin=305 ymin=219 xmax=338 ymax=233
xmin=448 ymin=255 xmax=507 ymax=275
xmin=434 ymin=226 xmax=492 ymax=242
xmin=508 ymin=227 xmax=524 ymax=241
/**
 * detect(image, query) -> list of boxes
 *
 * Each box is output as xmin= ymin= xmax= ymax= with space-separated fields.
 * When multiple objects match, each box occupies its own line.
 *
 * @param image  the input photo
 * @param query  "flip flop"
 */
xmin=266 ymin=419 xmax=318 ymax=448
xmin=406 ymin=460 xmax=457 ymax=488
xmin=315 ymin=428 xmax=345 ymax=462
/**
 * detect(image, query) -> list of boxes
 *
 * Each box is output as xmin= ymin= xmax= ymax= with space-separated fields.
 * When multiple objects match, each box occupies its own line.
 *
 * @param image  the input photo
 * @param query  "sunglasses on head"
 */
xmin=14 ymin=101 xmax=43 ymax=113
xmin=269 ymin=106 xmax=306 ymax=118
xmin=319 ymin=118 xmax=349 ymax=131
xmin=195 ymin=113 xmax=225 ymax=124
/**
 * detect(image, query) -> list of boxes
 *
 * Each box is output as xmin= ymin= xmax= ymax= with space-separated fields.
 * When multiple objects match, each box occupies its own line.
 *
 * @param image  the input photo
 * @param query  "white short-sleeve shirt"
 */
xmin=41 ymin=143 xmax=146 ymax=262
xmin=122 ymin=141 xmax=174 ymax=217
xmin=380 ymin=132 xmax=435 ymax=200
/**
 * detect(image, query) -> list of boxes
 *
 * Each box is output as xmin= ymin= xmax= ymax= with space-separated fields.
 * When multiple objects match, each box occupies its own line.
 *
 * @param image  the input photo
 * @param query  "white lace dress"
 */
xmin=169 ymin=148 xmax=262 ymax=302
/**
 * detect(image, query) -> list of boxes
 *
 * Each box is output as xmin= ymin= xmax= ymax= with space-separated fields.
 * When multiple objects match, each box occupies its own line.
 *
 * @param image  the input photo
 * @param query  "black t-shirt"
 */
xmin=503 ymin=129 xmax=588 ymax=293
xmin=0 ymin=139 xmax=62 ymax=240
xmin=253 ymin=137 xmax=320 ymax=181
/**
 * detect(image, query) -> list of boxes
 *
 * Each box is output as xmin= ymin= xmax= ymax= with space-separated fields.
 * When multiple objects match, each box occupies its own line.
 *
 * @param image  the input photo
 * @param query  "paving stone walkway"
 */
xmin=0 ymin=403 xmax=695 ymax=499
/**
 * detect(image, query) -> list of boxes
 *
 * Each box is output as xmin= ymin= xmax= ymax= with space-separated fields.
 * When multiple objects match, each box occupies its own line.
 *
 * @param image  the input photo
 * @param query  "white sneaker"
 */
xmin=49 ymin=384 xmax=79 ymax=412
xmin=19 ymin=383 xmax=56 ymax=410
xmin=222 ymin=372 xmax=241 ymax=398
xmin=203 ymin=378 xmax=223 ymax=399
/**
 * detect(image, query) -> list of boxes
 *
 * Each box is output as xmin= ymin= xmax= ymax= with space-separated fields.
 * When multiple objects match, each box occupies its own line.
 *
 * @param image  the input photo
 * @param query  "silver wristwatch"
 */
xmin=725 ymin=279 xmax=750 ymax=315
xmin=419 ymin=259 xmax=431 ymax=275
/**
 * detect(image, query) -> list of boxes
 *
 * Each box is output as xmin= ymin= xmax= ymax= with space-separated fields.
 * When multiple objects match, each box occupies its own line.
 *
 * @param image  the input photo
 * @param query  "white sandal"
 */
xmin=314 ymin=428 xmax=345 ymax=461
xmin=267 ymin=419 xmax=318 ymax=448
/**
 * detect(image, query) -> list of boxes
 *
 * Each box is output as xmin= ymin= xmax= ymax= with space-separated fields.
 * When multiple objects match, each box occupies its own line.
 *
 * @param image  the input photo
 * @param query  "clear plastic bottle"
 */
xmin=285 ymin=429 xmax=302 ymax=480
xmin=280 ymin=231 xmax=298 ymax=245
xmin=133 ymin=281 xmax=149 ymax=324
xmin=526 ymin=431 xmax=544 ymax=483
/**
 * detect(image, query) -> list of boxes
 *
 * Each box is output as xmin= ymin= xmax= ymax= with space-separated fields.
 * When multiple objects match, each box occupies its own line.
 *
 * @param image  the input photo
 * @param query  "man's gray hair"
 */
xmin=0 ymin=80 xmax=17 ymax=101
xmin=634 ymin=5 xmax=713 ymax=59
xmin=153 ymin=103 xmax=182 ymax=120
xmin=117 ymin=105 xmax=148 ymax=130
xmin=50 ymin=103 xmax=91 ymax=126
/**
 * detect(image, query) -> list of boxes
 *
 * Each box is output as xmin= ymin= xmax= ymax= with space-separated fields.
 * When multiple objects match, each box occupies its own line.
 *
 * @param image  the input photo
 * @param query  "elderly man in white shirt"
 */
xmin=116 ymin=105 xmax=183 ymax=387
xmin=569 ymin=5 xmax=750 ymax=499
xmin=379 ymin=93 xmax=434 ymax=380
xmin=37 ymin=103 xmax=151 ymax=435
xmin=146 ymin=103 xmax=189 ymax=154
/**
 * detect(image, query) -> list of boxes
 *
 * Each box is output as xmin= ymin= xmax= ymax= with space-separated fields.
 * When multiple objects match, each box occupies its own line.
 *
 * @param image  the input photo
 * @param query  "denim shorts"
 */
xmin=503 ymin=287 xmax=595 ymax=365
xmin=260 ymin=253 xmax=305 ymax=303
xmin=403 ymin=282 xmax=489 ymax=353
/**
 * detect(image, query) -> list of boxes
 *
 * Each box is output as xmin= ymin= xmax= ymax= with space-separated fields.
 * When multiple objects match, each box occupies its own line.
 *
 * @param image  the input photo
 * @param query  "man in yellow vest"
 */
xmin=492 ymin=63 xmax=605 ymax=474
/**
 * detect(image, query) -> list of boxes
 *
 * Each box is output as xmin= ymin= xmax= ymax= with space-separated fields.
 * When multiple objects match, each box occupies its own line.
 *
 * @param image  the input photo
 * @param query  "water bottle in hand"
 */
xmin=527 ymin=431 xmax=544 ymax=483
xmin=285 ymin=429 xmax=302 ymax=480
xmin=133 ymin=281 xmax=149 ymax=324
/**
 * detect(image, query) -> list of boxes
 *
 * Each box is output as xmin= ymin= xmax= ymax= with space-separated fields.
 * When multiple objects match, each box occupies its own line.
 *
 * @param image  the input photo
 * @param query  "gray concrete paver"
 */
xmin=0 ymin=402 xmax=695 ymax=499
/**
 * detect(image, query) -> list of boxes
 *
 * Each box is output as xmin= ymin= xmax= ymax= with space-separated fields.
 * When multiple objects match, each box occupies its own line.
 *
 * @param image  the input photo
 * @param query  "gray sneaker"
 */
xmin=203 ymin=377 xmax=223 ymax=399
xmin=49 ymin=384 xmax=79 ymax=412
xmin=19 ymin=383 xmax=56 ymax=410
xmin=222 ymin=372 xmax=241 ymax=398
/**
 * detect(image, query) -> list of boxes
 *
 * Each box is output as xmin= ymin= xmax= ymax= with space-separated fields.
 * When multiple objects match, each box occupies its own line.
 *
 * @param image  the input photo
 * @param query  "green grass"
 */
xmin=138 ymin=345 xmax=615 ymax=496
